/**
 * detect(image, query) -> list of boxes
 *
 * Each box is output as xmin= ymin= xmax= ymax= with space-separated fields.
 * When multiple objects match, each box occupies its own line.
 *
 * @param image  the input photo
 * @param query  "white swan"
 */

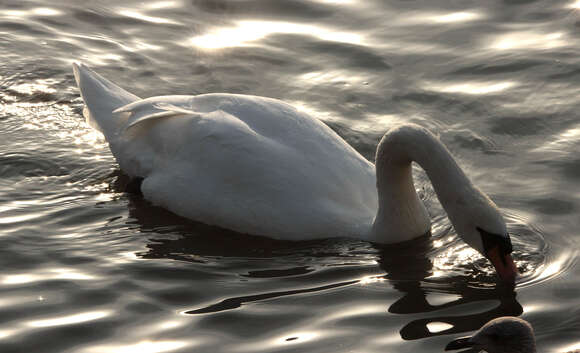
xmin=446 ymin=317 xmax=537 ymax=353
xmin=73 ymin=63 xmax=517 ymax=284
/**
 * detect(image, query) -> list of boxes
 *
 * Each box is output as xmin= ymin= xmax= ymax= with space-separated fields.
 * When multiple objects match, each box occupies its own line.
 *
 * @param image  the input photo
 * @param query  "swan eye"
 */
xmin=476 ymin=227 xmax=513 ymax=256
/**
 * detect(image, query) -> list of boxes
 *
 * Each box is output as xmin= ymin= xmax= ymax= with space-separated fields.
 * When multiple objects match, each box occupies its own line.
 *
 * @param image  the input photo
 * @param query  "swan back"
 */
xmin=73 ymin=63 xmax=378 ymax=239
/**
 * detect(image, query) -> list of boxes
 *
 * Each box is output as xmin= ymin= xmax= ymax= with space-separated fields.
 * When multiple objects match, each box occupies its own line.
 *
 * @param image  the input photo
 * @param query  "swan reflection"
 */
xmin=122 ymin=181 xmax=523 ymax=340
xmin=376 ymin=236 xmax=522 ymax=340
xmin=124 ymin=190 xmax=523 ymax=340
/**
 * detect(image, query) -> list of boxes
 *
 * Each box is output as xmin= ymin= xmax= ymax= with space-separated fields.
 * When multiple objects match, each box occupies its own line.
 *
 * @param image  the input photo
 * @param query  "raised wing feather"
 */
xmin=114 ymin=101 xmax=204 ymax=130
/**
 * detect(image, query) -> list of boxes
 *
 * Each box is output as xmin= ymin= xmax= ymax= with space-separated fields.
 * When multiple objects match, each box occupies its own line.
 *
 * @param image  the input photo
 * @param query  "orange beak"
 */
xmin=486 ymin=246 xmax=518 ymax=287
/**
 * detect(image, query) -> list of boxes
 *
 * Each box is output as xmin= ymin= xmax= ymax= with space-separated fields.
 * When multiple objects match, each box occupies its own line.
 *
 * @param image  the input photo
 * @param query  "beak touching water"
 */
xmin=478 ymin=227 xmax=518 ymax=287
xmin=477 ymin=227 xmax=518 ymax=288
xmin=487 ymin=245 xmax=518 ymax=286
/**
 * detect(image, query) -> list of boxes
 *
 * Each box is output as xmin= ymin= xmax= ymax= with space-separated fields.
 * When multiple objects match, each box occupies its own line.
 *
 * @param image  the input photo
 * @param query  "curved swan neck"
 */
xmin=369 ymin=124 xmax=475 ymax=243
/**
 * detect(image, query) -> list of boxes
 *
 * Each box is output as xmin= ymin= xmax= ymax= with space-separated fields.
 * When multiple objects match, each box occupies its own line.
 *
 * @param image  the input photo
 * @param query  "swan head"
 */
xmin=445 ymin=316 xmax=537 ymax=353
xmin=446 ymin=188 xmax=517 ymax=286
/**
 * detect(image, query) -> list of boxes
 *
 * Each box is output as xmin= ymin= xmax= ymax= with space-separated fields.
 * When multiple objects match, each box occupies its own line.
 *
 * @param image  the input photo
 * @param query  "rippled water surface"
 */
xmin=1 ymin=0 xmax=580 ymax=352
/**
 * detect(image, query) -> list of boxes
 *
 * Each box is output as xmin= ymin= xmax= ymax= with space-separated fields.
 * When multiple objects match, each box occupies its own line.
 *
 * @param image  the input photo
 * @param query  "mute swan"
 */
xmin=445 ymin=317 xmax=536 ymax=353
xmin=73 ymin=63 xmax=517 ymax=284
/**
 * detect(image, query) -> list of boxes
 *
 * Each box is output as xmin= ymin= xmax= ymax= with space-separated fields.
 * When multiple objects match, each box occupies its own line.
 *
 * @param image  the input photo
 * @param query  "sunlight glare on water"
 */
xmin=423 ymin=80 xmax=517 ymax=95
xmin=398 ymin=10 xmax=485 ymax=25
xmin=489 ymin=31 xmax=568 ymax=51
xmin=190 ymin=21 xmax=363 ymax=49
xmin=560 ymin=342 xmax=580 ymax=353
xmin=26 ymin=311 xmax=111 ymax=328
xmin=532 ymin=124 xmax=580 ymax=154
xmin=1 ymin=268 xmax=96 ymax=285
xmin=313 ymin=0 xmax=355 ymax=4
xmin=116 ymin=9 xmax=179 ymax=25
xmin=0 ymin=7 xmax=62 ymax=17
xmin=143 ymin=1 xmax=183 ymax=10
xmin=83 ymin=340 xmax=190 ymax=353
xmin=426 ymin=322 xmax=453 ymax=333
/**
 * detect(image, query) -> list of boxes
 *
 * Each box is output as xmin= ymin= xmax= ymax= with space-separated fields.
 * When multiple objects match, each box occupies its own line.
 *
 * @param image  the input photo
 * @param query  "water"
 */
xmin=1 ymin=0 xmax=579 ymax=352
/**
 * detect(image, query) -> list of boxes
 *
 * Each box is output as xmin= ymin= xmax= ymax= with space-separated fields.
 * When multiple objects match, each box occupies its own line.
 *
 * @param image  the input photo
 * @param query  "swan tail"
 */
xmin=73 ymin=62 xmax=140 ymax=138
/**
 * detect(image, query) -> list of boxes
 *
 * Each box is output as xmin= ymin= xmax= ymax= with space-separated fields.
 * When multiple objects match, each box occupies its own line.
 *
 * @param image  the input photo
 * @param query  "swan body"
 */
xmin=73 ymin=62 xmax=517 ymax=283
xmin=446 ymin=317 xmax=537 ymax=353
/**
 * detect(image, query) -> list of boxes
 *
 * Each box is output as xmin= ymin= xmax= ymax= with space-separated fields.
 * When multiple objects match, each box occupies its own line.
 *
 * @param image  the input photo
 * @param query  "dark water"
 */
xmin=1 ymin=0 xmax=580 ymax=352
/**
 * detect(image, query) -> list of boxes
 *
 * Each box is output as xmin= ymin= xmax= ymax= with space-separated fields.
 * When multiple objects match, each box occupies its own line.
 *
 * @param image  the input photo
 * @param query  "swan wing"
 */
xmin=114 ymin=102 xmax=204 ymax=130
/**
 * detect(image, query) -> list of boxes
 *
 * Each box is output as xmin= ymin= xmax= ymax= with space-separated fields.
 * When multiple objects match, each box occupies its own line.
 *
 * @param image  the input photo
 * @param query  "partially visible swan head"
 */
xmin=445 ymin=186 xmax=517 ymax=286
xmin=445 ymin=316 xmax=537 ymax=353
